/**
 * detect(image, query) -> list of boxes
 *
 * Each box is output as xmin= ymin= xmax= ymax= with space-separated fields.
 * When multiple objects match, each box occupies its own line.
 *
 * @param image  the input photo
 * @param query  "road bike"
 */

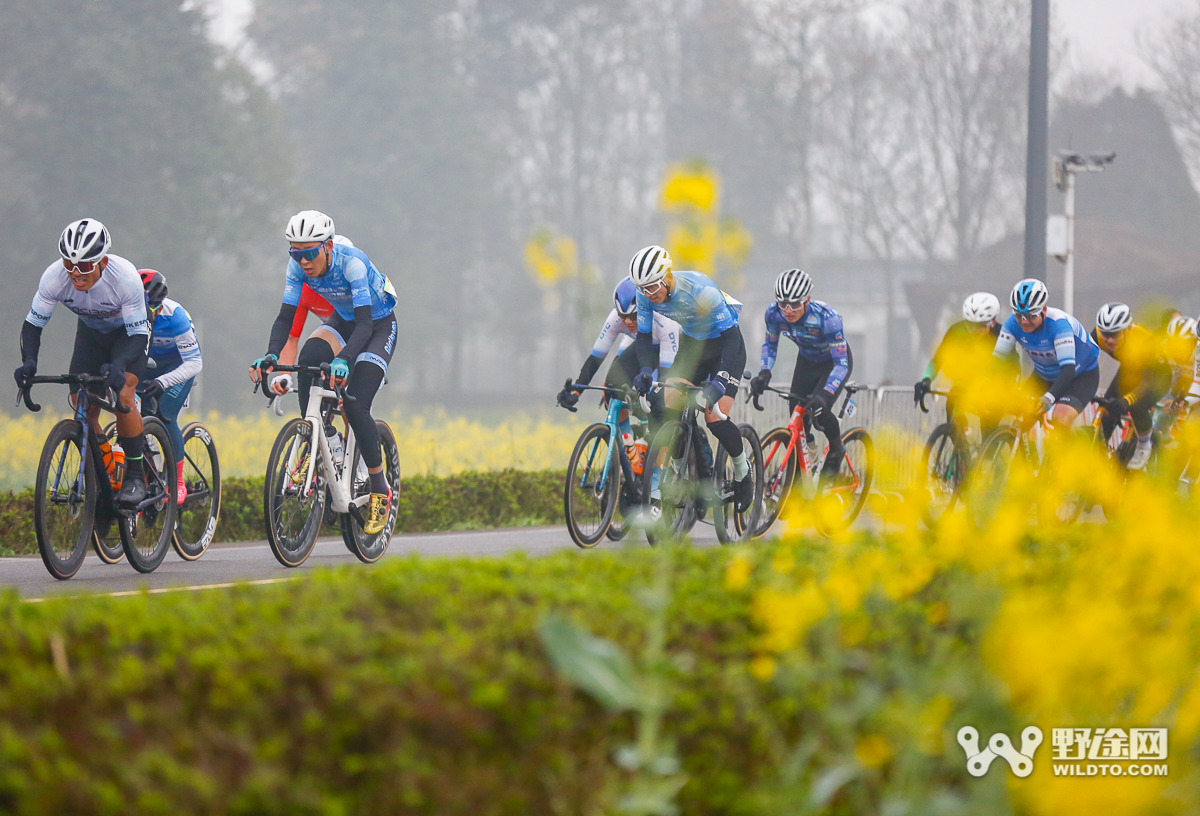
xmin=748 ymin=379 xmax=875 ymax=537
xmin=642 ymin=380 xmax=763 ymax=546
xmin=260 ymin=363 xmax=400 ymax=567
xmin=560 ymin=381 xmax=647 ymax=548
xmin=20 ymin=374 xmax=177 ymax=578
xmin=917 ymin=388 xmax=973 ymax=526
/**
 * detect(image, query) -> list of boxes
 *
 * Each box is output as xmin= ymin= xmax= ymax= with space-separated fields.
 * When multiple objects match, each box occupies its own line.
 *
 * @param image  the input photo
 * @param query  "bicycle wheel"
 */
xmin=340 ymin=421 xmax=401 ymax=563
xmin=119 ymin=418 xmax=178 ymax=573
xmin=90 ymin=432 xmax=125 ymax=565
xmin=643 ymin=420 xmax=700 ymax=546
xmin=713 ymin=424 xmax=764 ymax=544
xmin=172 ymin=422 xmax=221 ymax=561
xmin=920 ymin=423 xmax=968 ymax=526
xmin=752 ymin=427 xmax=796 ymax=538
xmin=264 ymin=418 xmax=325 ymax=567
xmin=814 ymin=428 xmax=875 ymax=535
xmin=564 ymin=423 xmax=619 ymax=548
xmin=34 ymin=419 xmax=96 ymax=580
xmin=605 ymin=450 xmax=636 ymax=542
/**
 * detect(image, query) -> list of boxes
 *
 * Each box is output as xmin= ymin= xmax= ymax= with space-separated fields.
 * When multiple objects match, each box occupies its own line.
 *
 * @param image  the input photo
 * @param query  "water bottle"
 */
xmin=325 ymin=425 xmax=345 ymax=466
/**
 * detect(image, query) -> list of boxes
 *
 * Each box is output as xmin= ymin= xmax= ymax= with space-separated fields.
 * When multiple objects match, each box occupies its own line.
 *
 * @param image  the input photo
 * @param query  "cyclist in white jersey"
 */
xmin=253 ymin=211 xmax=397 ymax=535
xmin=16 ymin=219 xmax=151 ymax=507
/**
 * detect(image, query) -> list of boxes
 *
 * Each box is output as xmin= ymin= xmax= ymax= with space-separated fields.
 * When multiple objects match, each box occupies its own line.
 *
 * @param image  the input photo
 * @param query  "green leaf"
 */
xmin=538 ymin=612 xmax=639 ymax=711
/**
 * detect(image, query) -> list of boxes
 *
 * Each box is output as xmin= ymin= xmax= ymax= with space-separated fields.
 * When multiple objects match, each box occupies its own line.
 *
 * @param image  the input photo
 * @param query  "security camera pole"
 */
xmin=1047 ymin=151 xmax=1116 ymax=315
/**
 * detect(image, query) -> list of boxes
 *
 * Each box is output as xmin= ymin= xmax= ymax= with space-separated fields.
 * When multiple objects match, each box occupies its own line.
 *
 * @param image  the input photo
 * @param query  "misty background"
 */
xmin=5 ymin=0 xmax=1200 ymax=419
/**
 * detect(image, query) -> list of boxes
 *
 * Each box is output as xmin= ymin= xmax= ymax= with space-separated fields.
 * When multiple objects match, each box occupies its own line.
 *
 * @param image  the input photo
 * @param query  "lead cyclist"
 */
xmin=253 ymin=210 xmax=398 ymax=535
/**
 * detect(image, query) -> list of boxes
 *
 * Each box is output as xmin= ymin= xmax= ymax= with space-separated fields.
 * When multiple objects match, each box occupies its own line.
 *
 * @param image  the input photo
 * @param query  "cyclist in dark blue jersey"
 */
xmin=629 ymin=245 xmax=753 ymax=512
xmin=749 ymin=269 xmax=853 ymax=481
xmin=253 ymin=210 xmax=397 ymax=534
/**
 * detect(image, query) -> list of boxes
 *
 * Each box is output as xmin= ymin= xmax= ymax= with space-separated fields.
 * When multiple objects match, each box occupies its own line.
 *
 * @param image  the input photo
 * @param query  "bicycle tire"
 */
xmin=119 ymin=417 xmax=178 ymax=573
xmin=564 ymin=423 xmax=619 ymax=548
xmin=172 ymin=422 xmax=221 ymax=561
xmin=643 ymin=420 xmax=699 ymax=546
xmin=713 ymin=423 xmax=764 ymax=544
xmin=605 ymin=451 xmax=634 ymax=542
xmin=89 ymin=430 xmax=125 ymax=565
xmin=34 ymin=419 xmax=95 ymax=580
xmin=920 ymin=422 xmax=968 ymax=526
xmin=340 ymin=420 xmax=401 ymax=563
xmin=752 ymin=427 xmax=796 ymax=538
xmin=814 ymin=427 xmax=875 ymax=535
xmin=264 ymin=418 xmax=325 ymax=567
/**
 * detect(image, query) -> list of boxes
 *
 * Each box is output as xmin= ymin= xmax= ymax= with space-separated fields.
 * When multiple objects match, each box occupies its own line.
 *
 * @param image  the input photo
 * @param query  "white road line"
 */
xmin=22 ymin=576 xmax=300 ymax=603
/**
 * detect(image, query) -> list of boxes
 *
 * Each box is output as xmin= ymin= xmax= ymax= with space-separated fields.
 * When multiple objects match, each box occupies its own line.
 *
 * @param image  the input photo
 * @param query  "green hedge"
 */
xmin=0 ymin=546 xmax=1011 ymax=815
xmin=0 ymin=469 xmax=566 ymax=556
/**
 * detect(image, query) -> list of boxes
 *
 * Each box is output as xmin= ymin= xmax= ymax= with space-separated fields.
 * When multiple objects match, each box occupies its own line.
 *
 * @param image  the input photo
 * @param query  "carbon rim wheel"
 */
xmin=921 ymin=423 xmax=967 ymax=526
xmin=564 ymin=423 xmax=618 ymax=548
xmin=340 ymin=420 xmax=401 ymax=563
xmin=643 ymin=421 xmax=699 ymax=546
xmin=264 ymin=418 xmax=325 ymax=567
xmin=172 ymin=422 xmax=221 ymax=561
xmin=753 ymin=427 xmax=796 ymax=538
xmin=713 ymin=423 xmax=764 ymax=544
xmin=34 ymin=419 xmax=95 ymax=580
xmin=119 ymin=417 xmax=178 ymax=573
xmin=814 ymin=428 xmax=874 ymax=535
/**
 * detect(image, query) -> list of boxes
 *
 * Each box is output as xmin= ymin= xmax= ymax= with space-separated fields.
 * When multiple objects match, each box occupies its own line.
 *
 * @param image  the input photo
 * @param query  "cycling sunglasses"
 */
xmin=63 ymin=258 xmax=102 ymax=274
xmin=288 ymin=243 xmax=327 ymax=263
xmin=637 ymin=280 xmax=666 ymax=296
xmin=777 ymin=298 xmax=808 ymax=312
xmin=1014 ymin=310 xmax=1044 ymax=324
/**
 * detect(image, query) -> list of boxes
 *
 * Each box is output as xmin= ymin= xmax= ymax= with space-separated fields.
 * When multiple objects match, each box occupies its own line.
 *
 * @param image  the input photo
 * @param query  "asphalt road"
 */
xmin=5 ymin=522 xmax=724 ymax=601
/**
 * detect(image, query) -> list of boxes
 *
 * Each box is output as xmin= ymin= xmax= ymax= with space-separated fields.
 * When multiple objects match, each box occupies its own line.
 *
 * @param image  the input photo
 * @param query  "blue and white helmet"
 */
xmin=614 ymin=277 xmax=637 ymax=317
xmin=1010 ymin=278 xmax=1049 ymax=315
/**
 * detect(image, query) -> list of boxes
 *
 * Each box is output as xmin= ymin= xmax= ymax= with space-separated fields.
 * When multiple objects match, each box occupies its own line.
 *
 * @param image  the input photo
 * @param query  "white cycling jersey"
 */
xmin=26 ymin=254 xmax=149 ymax=336
xmin=591 ymin=308 xmax=679 ymax=368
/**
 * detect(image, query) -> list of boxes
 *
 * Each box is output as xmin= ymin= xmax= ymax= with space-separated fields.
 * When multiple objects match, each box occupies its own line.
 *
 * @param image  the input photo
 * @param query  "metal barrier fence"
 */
xmin=729 ymin=382 xmax=948 ymax=492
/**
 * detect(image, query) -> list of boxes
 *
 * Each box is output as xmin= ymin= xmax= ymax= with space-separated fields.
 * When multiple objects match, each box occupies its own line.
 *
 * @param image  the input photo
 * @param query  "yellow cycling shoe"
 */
xmin=364 ymin=490 xmax=391 ymax=535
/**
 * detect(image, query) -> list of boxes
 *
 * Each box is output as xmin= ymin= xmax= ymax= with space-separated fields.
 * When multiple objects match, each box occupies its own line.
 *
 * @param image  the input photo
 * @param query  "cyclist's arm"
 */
xmin=335 ymin=305 xmax=374 ymax=364
xmin=1046 ymin=323 xmax=1078 ymax=399
xmin=823 ymin=328 xmax=850 ymax=394
xmin=635 ymin=297 xmax=656 ymax=372
xmin=760 ymin=307 xmax=781 ymax=371
xmin=266 ymin=303 xmax=299 ymax=358
xmin=715 ymin=324 xmax=744 ymax=383
xmin=19 ymin=321 xmax=42 ymax=367
xmin=576 ymin=354 xmax=604 ymax=387
xmin=578 ymin=311 xmax=624 ymax=384
xmin=993 ymin=317 xmax=1018 ymax=360
xmin=289 ymin=303 xmax=310 ymax=339
xmin=652 ymin=315 xmax=679 ymax=369
xmin=154 ymin=320 xmax=202 ymax=390
xmin=110 ymin=332 xmax=148 ymax=371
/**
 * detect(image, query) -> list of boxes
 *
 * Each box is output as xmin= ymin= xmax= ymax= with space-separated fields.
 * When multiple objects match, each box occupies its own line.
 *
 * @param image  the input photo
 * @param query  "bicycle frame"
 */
xmin=760 ymin=390 xmax=866 ymax=496
xmin=572 ymin=387 xmax=638 ymax=497
xmin=284 ymin=380 xmax=367 ymax=515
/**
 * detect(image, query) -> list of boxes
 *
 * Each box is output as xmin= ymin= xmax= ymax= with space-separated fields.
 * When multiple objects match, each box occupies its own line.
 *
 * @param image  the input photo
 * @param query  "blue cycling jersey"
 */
xmin=282 ymin=243 xmax=396 ymax=321
xmin=635 ymin=270 xmax=739 ymax=340
xmin=147 ymin=297 xmax=202 ymax=389
xmin=994 ymin=306 xmax=1100 ymax=380
xmin=760 ymin=300 xmax=851 ymax=393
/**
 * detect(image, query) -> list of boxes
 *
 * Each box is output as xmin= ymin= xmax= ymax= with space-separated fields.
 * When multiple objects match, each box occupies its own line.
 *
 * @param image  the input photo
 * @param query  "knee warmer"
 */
xmin=706 ymin=418 xmax=743 ymax=457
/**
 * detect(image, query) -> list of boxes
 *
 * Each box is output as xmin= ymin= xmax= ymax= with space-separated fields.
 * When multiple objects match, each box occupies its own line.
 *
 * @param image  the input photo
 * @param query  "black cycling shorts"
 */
xmin=669 ymin=328 xmax=747 ymax=400
xmin=69 ymin=320 xmax=148 ymax=395
xmin=1029 ymin=365 xmax=1101 ymax=411
xmin=319 ymin=313 xmax=398 ymax=373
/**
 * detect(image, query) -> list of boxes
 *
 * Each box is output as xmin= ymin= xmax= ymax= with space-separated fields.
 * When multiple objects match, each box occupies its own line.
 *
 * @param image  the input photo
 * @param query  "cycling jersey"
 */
xmin=760 ymin=300 xmax=850 ymax=393
xmin=289 ymin=284 xmax=336 ymax=339
xmin=995 ymin=307 xmax=1100 ymax=380
xmin=590 ymin=308 xmax=680 ymax=369
xmin=924 ymin=320 xmax=1003 ymax=382
xmin=636 ymin=270 xmax=739 ymax=340
xmin=1091 ymin=324 xmax=1171 ymax=396
xmin=26 ymin=254 xmax=149 ymax=337
xmin=282 ymin=242 xmax=396 ymax=321
xmin=148 ymin=298 xmax=202 ymax=389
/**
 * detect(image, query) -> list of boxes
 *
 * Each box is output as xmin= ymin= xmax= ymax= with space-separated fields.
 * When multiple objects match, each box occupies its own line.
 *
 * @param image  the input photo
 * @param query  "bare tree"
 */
xmin=1144 ymin=1 xmax=1200 ymax=184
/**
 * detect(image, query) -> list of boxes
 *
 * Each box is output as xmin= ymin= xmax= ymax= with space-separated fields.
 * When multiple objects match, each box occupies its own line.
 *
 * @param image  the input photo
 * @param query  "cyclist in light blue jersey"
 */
xmin=994 ymin=278 xmax=1101 ymax=427
xmin=628 ymin=245 xmax=753 ymax=513
xmin=749 ymin=269 xmax=853 ymax=481
xmin=254 ymin=210 xmax=398 ymax=535
xmin=136 ymin=270 xmax=202 ymax=505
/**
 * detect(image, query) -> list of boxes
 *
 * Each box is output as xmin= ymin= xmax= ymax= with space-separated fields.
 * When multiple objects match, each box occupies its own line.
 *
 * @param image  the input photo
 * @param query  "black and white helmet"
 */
xmin=629 ymin=245 xmax=671 ymax=287
xmin=962 ymin=292 xmax=1000 ymax=324
xmin=774 ymin=268 xmax=812 ymax=303
xmin=59 ymin=218 xmax=111 ymax=263
xmin=1095 ymin=302 xmax=1132 ymax=333
xmin=284 ymin=210 xmax=335 ymax=243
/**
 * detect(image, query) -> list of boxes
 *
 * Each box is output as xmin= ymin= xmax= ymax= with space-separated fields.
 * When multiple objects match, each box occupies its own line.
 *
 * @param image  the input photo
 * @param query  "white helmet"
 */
xmin=285 ymin=210 xmax=335 ymax=243
xmin=1167 ymin=314 xmax=1198 ymax=340
xmin=629 ymin=245 xmax=671 ymax=287
xmin=1095 ymin=302 xmax=1132 ymax=333
xmin=59 ymin=218 xmax=111 ymax=263
xmin=962 ymin=292 xmax=1000 ymax=324
xmin=774 ymin=268 xmax=812 ymax=303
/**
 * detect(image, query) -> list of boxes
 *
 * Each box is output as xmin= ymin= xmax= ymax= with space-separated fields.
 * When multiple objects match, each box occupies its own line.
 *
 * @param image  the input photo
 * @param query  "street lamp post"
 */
xmin=1048 ymin=151 xmax=1115 ymax=315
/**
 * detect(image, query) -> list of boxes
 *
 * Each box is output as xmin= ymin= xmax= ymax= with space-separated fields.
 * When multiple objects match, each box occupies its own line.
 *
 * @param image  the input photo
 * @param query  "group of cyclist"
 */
xmin=14 ymin=209 xmax=398 ymax=537
xmin=915 ymin=277 xmax=1200 ymax=470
